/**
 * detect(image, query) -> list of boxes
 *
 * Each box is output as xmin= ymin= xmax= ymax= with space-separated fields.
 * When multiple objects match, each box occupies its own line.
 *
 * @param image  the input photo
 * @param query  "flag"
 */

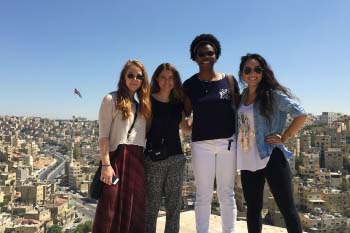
xmin=74 ymin=88 xmax=82 ymax=98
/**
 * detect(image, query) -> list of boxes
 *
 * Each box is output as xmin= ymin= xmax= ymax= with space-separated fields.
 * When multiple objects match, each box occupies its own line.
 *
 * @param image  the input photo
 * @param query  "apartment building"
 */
xmin=322 ymin=189 xmax=350 ymax=214
xmin=47 ymin=198 xmax=75 ymax=225
xmin=67 ymin=160 xmax=81 ymax=187
xmin=299 ymin=185 xmax=323 ymax=210
xmin=324 ymin=148 xmax=343 ymax=171
xmin=18 ymin=184 xmax=45 ymax=205
xmin=315 ymin=169 xmax=343 ymax=188
xmin=5 ymin=219 xmax=45 ymax=233
xmin=320 ymin=112 xmax=340 ymax=125
xmin=23 ymin=208 xmax=51 ymax=222
xmin=314 ymin=135 xmax=332 ymax=149
xmin=300 ymin=134 xmax=312 ymax=152
xmin=300 ymin=213 xmax=348 ymax=233
xmin=299 ymin=153 xmax=320 ymax=178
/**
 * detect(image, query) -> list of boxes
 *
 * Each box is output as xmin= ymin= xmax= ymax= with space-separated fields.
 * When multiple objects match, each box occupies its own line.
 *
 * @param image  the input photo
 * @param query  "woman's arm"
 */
xmin=98 ymin=94 xmax=116 ymax=185
xmin=281 ymin=115 xmax=307 ymax=143
xmin=99 ymin=138 xmax=116 ymax=186
xmin=184 ymin=95 xmax=193 ymax=118
xmin=265 ymin=115 xmax=307 ymax=144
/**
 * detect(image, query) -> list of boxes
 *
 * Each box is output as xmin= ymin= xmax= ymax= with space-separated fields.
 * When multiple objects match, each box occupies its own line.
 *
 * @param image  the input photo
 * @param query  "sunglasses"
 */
xmin=243 ymin=67 xmax=264 ymax=75
xmin=197 ymin=51 xmax=215 ymax=58
xmin=127 ymin=73 xmax=144 ymax=80
xmin=159 ymin=76 xmax=174 ymax=82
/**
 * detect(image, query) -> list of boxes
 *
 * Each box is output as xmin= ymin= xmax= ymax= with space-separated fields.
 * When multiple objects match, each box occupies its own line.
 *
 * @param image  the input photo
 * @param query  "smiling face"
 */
xmin=157 ymin=69 xmax=175 ymax=93
xmin=241 ymin=58 xmax=263 ymax=89
xmin=124 ymin=65 xmax=143 ymax=96
xmin=195 ymin=44 xmax=216 ymax=71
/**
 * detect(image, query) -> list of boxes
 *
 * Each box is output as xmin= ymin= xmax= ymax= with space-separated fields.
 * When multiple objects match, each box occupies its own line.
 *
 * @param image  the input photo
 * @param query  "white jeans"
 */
xmin=192 ymin=136 xmax=237 ymax=233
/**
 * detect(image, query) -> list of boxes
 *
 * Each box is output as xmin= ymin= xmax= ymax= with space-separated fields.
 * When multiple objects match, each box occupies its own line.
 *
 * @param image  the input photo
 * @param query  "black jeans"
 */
xmin=241 ymin=148 xmax=302 ymax=233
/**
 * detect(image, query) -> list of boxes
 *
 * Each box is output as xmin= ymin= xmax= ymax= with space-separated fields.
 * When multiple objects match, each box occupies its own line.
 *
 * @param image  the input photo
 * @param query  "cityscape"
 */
xmin=0 ymin=112 xmax=350 ymax=233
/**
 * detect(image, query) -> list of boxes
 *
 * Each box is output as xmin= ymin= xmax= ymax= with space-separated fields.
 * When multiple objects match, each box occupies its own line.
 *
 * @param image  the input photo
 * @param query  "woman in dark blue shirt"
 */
xmin=183 ymin=34 xmax=239 ymax=233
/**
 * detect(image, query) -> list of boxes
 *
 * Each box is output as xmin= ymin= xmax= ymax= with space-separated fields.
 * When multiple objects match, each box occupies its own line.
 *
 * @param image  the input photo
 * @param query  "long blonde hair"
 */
xmin=116 ymin=60 xmax=151 ymax=122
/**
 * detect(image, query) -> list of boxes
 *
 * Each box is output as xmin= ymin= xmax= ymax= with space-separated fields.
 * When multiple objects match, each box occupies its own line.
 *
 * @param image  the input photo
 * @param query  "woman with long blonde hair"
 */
xmin=93 ymin=60 xmax=151 ymax=233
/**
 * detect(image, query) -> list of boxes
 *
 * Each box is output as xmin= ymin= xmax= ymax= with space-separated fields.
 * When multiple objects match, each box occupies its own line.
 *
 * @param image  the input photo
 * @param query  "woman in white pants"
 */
xmin=183 ymin=34 xmax=240 ymax=233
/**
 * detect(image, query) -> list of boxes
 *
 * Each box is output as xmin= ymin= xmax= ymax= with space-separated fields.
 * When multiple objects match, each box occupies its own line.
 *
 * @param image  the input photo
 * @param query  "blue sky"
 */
xmin=1 ymin=0 xmax=349 ymax=120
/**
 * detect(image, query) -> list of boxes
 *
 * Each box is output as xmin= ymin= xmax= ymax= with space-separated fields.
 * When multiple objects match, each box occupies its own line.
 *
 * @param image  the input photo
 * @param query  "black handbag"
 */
xmin=89 ymin=161 xmax=103 ymax=200
xmin=144 ymin=139 xmax=168 ymax=161
xmin=89 ymin=100 xmax=138 ymax=200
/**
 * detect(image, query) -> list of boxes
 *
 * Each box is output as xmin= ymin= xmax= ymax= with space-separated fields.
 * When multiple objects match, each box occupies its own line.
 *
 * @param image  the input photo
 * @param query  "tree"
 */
xmin=73 ymin=220 xmax=93 ymax=233
xmin=47 ymin=225 xmax=63 ymax=233
xmin=294 ymin=156 xmax=303 ymax=174
xmin=340 ymin=177 xmax=349 ymax=191
xmin=73 ymin=145 xmax=81 ymax=159
xmin=343 ymin=156 xmax=350 ymax=174
xmin=343 ymin=208 xmax=350 ymax=218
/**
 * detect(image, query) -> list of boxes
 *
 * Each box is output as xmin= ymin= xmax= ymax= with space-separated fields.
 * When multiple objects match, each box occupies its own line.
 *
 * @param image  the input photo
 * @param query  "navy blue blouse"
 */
xmin=183 ymin=74 xmax=239 ymax=142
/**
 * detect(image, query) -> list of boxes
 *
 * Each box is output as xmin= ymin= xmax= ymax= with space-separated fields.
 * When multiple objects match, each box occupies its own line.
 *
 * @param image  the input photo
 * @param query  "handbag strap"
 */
xmin=127 ymin=101 xmax=138 ymax=140
xmin=226 ymin=74 xmax=240 ymax=108
xmin=110 ymin=91 xmax=138 ymax=140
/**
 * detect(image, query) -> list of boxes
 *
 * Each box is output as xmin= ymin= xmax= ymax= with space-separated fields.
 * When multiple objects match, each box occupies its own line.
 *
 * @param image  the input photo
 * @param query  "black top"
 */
xmin=146 ymin=96 xmax=184 ymax=156
xmin=183 ymin=73 xmax=239 ymax=142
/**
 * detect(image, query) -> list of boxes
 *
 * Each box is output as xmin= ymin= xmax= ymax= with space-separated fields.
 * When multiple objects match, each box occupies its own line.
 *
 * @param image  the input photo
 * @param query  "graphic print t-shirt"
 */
xmin=237 ymin=103 xmax=270 ymax=171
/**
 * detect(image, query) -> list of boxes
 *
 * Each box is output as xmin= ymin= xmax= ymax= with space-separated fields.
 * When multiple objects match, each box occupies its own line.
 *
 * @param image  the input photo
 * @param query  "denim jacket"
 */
xmin=240 ymin=88 xmax=306 ymax=160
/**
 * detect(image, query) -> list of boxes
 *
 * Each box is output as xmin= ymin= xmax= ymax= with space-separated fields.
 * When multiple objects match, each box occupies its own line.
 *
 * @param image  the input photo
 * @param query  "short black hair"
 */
xmin=190 ymin=34 xmax=221 ymax=61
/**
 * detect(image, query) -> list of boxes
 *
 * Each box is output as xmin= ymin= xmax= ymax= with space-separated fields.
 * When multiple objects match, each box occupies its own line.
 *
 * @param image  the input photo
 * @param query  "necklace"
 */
xmin=199 ymin=79 xmax=210 ymax=94
xmin=197 ymin=76 xmax=210 ymax=94
xmin=197 ymin=73 xmax=223 ymax=95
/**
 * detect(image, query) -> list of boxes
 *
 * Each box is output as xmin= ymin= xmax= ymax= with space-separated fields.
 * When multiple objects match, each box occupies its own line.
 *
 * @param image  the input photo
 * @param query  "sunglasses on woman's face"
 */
xmin=243 ymin=67 xmax=264 ymax=75
xmin=127 ymin=73 xmax=144 ymax=80
xmin=197 ymin=51 xmax=215 ymax=58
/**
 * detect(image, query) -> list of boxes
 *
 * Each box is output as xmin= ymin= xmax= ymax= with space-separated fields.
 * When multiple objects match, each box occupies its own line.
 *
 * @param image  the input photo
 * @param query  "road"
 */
xmin=71 ymin=194 xmax=96 ymax=219
xmin=39 ymin=145 xmax=97 ymax=229
xmin=38 ymin=152 xmax=65 ymax=181
xmin=47 ymin=159 xmax=65 ymax=182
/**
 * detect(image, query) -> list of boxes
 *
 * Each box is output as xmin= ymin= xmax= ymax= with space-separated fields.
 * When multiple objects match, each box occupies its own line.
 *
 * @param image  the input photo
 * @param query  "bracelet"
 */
xmin=101 ymin=164 xmax=111 ymax=167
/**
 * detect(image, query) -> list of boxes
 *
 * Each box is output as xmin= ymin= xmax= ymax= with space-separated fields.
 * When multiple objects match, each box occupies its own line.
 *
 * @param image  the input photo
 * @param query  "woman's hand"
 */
xmin=180 ymin=112 xmax=192 ymax=135
xmin=265 ymin=133 xmax=283 ymax=145
xmin=100 ymin=165 xmax=116 ymax=186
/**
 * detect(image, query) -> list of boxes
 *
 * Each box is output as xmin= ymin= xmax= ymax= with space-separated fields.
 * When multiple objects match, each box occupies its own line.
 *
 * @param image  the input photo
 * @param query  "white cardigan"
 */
xmin=98 ymin=93 xmax=146 ymax=152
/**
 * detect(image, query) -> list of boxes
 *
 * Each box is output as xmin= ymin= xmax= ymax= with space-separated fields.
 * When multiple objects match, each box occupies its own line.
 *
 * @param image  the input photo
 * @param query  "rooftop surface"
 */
xmin=157 ymin=210 xmax=287 ymax=233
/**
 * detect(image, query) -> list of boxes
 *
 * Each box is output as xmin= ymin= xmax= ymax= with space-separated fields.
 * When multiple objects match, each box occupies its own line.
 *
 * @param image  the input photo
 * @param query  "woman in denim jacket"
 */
xmin=237 ymin=53 xmax=306 ymax=233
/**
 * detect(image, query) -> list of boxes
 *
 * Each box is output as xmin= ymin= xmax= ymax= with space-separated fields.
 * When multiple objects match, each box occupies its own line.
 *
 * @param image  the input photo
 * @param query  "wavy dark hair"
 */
xmin=116 ymin=60 xmax=151 ymax=122
xmin=238 ymin=53 xmax=293 ymax=122
xmin=150 ymin=63 xmax=184 ymax=102
xmin=190 ymin=34 xmax=221 ymax=61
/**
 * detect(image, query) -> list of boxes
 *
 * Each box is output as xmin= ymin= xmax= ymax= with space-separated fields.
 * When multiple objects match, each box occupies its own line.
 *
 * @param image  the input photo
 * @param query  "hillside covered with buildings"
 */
xmin=1 ymin=112 xmax=350 ymax=232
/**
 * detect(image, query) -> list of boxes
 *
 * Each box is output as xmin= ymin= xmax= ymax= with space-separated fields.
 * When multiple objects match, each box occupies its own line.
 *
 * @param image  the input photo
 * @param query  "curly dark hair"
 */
xmin=238 ymin=53 xmax=293 ymax=122
xmin=190 ymin=34 xmax=221 ymax=61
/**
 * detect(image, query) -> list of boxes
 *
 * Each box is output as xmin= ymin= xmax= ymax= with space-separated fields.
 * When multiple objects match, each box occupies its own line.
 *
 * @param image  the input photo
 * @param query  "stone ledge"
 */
xmin=157 ymin=210 xmax=287 ymax=232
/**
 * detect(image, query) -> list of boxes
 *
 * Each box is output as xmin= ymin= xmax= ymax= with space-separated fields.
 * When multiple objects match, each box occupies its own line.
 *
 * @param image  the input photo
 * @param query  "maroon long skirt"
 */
xmin=93 ymin=144 xmax=145 ymax=233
